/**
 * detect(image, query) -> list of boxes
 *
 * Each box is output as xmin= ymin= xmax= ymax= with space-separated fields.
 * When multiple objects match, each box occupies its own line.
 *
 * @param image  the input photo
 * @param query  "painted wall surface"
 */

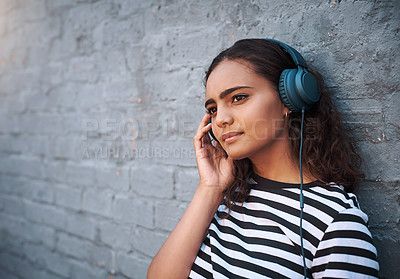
xmin=0 ymin=0 xmax=398 ymax=278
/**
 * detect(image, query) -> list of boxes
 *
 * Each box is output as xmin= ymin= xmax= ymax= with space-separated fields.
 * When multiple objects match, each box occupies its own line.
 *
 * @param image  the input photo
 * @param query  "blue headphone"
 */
xmin=208 ymin=39 xmax=320 ymax=141
xmin=265 ymin=38 xmax=320 ymax=112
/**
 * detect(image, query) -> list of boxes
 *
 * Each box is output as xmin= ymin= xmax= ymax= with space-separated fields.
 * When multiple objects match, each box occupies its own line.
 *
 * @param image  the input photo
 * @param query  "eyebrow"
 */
xmin=204 ymin=86 xmax=252 ymax=108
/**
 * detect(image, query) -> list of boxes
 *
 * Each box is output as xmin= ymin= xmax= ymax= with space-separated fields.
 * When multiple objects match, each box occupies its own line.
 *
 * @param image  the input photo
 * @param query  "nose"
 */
xmin=215 ymin=107 xmax=233 ymax=128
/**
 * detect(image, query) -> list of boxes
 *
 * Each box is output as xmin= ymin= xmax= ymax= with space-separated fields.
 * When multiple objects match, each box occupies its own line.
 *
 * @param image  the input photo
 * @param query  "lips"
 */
xmin=222 ymin=131 xmax=244 ymax=143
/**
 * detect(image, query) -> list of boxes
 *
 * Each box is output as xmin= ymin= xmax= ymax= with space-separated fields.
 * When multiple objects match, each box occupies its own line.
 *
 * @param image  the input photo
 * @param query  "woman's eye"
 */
xmin=207 ymin=107 xmax=217 ymax=115
xmin=232 ymin=94 xmax=248 ymax=102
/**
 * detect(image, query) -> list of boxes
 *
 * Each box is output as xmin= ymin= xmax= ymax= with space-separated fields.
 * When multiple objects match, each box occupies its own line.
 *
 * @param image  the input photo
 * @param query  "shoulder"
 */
xmin=304 ymin=182 xmax=367 ymax=221
xmin=309 ymin=183 xmax=379 ymax=278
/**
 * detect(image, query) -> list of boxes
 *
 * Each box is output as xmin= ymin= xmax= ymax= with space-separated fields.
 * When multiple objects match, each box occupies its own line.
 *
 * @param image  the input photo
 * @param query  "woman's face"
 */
xmin=205 ymin=59 xmax=289 ymax=160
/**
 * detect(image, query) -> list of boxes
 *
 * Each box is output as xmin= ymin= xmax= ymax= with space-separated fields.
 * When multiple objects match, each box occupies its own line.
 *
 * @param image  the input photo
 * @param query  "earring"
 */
xmin=285 ymin=112 xmax=288 ymax=118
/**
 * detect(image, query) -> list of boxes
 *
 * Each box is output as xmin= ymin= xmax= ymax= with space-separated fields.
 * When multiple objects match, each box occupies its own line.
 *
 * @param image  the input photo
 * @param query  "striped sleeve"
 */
xmin=311 ymin=207 xmax=379 ymax=278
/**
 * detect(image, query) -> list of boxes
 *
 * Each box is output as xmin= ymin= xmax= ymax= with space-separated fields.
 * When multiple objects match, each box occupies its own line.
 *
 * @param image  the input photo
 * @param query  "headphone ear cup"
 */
xmin=295 ymin=69 xmax=320 ymax=107
xmin=279 ymin=68 xmax=320 ymax=112
xmin=279 ymin=69 xmax=299 ymax=112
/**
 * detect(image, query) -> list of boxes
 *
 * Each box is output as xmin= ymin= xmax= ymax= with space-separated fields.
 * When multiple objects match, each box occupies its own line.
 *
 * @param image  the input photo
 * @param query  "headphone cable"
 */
xmin=299 ymin=108 xmax=307 ymax=278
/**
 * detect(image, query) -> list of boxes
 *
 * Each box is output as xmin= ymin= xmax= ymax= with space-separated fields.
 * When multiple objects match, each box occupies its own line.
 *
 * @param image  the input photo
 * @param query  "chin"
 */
xmin=224 ymin=147 xmax=254 ymax=161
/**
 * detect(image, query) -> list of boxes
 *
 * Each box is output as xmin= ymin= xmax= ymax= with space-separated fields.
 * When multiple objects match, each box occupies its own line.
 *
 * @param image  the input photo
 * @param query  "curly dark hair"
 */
xmin=204 ymin=39 xmax=364 ymax=215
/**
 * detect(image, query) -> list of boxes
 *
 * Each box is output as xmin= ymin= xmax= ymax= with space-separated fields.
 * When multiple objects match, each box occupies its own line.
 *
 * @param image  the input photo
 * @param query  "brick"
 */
xmin=164 ymin=28 xmax=225 ymax=68
xmin=66 ymin=1 xmax=110 ymax=31
xmin=130 ymin=164 xmax=174 ymax=198
xmin=357 ymin=181 xmax=400 ymax=229
xmin=29 ymin=180 xmax=54 ymax=203
xmin=65 ymin=213 xmax=97 ymax=240
xmin=12 ymin=135 xmax=37 ymax=155
xmin=42 ymin=251 xmax=70 ymax=278
xmin=131 ymin=227 xmax=169 ymax=258
xmin=5 ymin=8 xmax=24 ymax=32
xmin=1 ymin=194 xmax=24 ymax=217
xmin=57 ymin=237 xmax=115 ymax=272
xmin=65 ymin=162 xmax=96 ymax=186
xmin=0 ymin=114 xmax=22 ymax=134
xmin=384 ymin=92 xmax=400 ymax=126
xmin=69 ymin=258 xmax=108 ymax=279
xmin=54 ymin=183 xmax=81 ymax=211
xmin=45 ymin=0 xmax=75 ymax=13
xmin=26 ymin=45 xmax=51 ymax=70
xmin=100 ymin=48 xmax=131 ymax=80
xmin=103 ymin=16 xmax=144 ymax=48
xmin=82 ymin=188 xmax=113 ymax=217
xmin=49 ymin=30 xmax=77 ymax=61
xmin=85 ymin=243 xmax=114 ymax=270
xmin=23 ymin=0 xmax=46 ymax=21
xmin=0 ymin=155 xmax=43 ymax=179
xmin=0 ymin=213 xmax=27 ymax=240
xmin=358 ymin=141 xmax=400 ymax=181
xmin=0 ymin=231 xmax=25 ymax=257
xmin=113 ymin=195 xmax=153 ymax=228
xmin=0 ymin=73 xmax=18 ymax=95
xmin=23 ymin=88 xmax=48 ymax=112
xmin=155 ymin=199 xmax=188 ymax=231
xmin=0 ymin=175 xmax=22 ymax=196
xmin=99 ymin=221 xmax=132 ymax=252
xmin=41 ymin=62 xmax=65 ymax=88
xmin=19 ymin=156 xmax=44 ymax=179
xmin=95 ymin=165 xmax=130 ymax=191
xmin=116 ymin=252 xmax=136 ymax=278
xmin=51 ymin=136 xmax=82 ymax=160
xmin=102 ymin=79 xmax=140 ymax=105
xmin=56 ymin=232 xmax=88 ymax=260
xmin=24 ymin=242 xmax=70 ymax=278
xmin=149 ymin=138 xmax=197 ymax=166
xmin=0 ymin=252 xmax=29 ymax=275
xmin=1 ymin=219 xmax=57 ymax=250
xmin=24 ymin=200 xmax=66 ymax=229
xmin=1 ymin=222 xmax=55 ymax=255
xmin=43 ymin=161 xmax=68 ymax=183
xmin=1 ymin=255 xmax=60 ymax=279
xmin=65 ymin=54 xmax=101 ymax=83
xmin=23 ymin=269 xmax=64 ymax=279
xmin=0 ymin=135 xmax=12 ymax=153
xmin=140 ymin=69 xmax=202 ymax=110
xmin=3 ymin=93 xmax=26 ymax=114
xmin=175 ymin=167 xmax=199 ymax=201
xmin=0 ymin=268 xmax=19 ymax=279
xmin=117 ymin=252 xmax=151 ymax=279
xmin=71 ymin=83 xmax=105 ymax=113
xmin=27 ymin=222 xmax=56 ymax=250
xmin=19 ymin=113 xmax=64 ymax=135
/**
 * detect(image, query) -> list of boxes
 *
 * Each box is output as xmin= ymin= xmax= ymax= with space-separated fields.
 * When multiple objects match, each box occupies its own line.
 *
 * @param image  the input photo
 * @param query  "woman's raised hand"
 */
xmin=193 ymin=113 xmax=235 ymax=192
xmin=148 ymin=113 xmax=235 ymax=279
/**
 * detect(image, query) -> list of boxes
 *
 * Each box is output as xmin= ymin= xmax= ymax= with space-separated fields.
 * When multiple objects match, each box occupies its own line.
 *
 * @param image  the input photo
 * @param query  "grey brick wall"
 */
xmin=0 ymin=0 xmax=398 ymax=278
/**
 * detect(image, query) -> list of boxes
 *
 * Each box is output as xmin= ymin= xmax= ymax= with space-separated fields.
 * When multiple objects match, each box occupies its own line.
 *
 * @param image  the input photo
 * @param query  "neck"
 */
xmin=249 ymin=136 xmax=315 ymax=184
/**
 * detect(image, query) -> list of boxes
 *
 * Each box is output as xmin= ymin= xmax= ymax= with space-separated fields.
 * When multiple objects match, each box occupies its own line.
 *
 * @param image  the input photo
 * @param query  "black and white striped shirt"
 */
xmin=189 ymin=174 xmax=379 ymax=278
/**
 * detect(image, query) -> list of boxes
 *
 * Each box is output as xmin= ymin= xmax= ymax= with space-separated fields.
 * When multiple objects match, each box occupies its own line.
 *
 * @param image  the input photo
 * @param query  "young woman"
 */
xmin=147 ymin=39 xmax=379 ymax=278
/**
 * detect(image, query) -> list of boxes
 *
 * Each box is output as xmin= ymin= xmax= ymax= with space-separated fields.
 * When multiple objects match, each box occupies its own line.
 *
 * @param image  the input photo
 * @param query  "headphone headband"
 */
xmin=264 ymin=38 xmax=320 ymax=112
xmin=264 ymin=38 xmax=308 ymax=69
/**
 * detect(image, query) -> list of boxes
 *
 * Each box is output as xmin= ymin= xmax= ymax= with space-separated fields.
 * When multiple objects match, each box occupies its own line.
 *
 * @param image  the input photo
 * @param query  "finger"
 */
xmin=194 ymin=126 xmax=212 ymax=155
xmin=196 ymin=113 xmax=211 ymax=134
xmin=194 ymin=115 xmax=212 ymax=151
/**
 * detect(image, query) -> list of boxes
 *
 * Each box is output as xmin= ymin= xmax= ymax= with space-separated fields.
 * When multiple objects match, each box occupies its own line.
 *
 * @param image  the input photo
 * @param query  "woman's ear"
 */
xmin=282 ymin=104 xmax=292 ymax=117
